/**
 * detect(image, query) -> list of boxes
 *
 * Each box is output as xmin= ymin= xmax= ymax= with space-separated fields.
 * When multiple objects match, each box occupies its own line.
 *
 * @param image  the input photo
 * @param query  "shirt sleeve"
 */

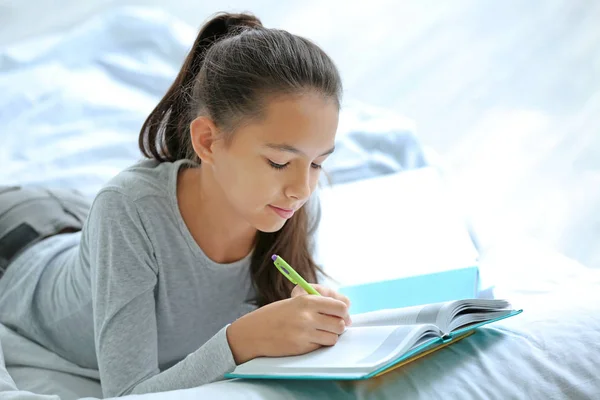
xmin=86 ymin=189 xmax=236 ymax=397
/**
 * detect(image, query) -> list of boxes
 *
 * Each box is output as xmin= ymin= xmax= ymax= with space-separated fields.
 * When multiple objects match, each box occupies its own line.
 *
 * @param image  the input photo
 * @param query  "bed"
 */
xmin=1 ymin=6 xmax=599 ymax=400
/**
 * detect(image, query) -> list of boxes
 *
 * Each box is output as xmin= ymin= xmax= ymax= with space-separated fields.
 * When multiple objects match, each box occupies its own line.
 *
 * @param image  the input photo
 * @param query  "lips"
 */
xmin=269 ymin=205 xmax=295 ymax=219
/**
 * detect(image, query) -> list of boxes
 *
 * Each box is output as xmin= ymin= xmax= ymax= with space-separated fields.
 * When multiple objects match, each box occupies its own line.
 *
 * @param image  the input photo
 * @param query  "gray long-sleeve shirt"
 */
xmin=0 ymin=159 xmax=259 ymax=397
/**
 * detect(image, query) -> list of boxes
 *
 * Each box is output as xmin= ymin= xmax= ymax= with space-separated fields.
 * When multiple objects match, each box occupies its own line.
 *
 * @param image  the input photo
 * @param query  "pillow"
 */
xmin=323 ymin=100 xmax=428 ymax=185
xmin=314 ymin=167 xmax=482 ymax=291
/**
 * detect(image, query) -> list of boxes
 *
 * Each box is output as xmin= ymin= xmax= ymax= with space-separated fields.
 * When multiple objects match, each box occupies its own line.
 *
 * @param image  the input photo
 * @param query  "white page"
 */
xmin=350 ymin=299 xmax=512 ymax=332
xmin=232 ymin=324 xmax=432 ymax=376
xmin=449 ymin=310 xmax=513 ymax=332
xmin=351 ymin=303 xmax=445 ymax=328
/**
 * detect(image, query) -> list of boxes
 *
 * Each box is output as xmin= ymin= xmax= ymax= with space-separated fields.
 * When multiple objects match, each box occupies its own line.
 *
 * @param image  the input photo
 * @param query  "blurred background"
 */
xmin=1 ymin=0 xmax=599 ymax=268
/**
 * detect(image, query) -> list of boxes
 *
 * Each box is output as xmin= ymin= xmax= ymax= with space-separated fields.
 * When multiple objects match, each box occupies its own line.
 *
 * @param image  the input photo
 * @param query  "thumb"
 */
xmin=291 ymin=284 xmax=310 ymax=297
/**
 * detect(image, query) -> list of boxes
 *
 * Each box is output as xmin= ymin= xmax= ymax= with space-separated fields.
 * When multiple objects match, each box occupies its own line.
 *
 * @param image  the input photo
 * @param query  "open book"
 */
xmin=226 ymin=299 xmax=522 ymax=380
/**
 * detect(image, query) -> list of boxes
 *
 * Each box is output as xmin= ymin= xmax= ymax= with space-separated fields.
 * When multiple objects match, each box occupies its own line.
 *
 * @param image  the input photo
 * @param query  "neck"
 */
xmin=177 ymin=164 xmax=257 ymax=264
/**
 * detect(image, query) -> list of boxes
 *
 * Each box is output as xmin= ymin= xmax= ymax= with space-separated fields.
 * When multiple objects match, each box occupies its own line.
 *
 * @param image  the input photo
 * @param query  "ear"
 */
xmin=189 ymin=116 xmax=219 ymax=165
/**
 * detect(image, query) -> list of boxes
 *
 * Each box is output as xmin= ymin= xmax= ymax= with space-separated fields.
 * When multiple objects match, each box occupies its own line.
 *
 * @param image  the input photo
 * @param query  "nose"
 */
xmin=285 ymin=167 xmax=312 ymax=201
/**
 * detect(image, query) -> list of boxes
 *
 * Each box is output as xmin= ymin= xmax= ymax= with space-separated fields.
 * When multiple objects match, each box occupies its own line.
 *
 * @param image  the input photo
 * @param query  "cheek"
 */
xmin=215 ymin=156 xmax=276 ymax=207
xmin=238 ymin=172 xmax=271 ymax=201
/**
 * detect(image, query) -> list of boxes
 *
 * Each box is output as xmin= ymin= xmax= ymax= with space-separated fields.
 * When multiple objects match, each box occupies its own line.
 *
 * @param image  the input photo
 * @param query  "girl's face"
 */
xmin=207 ymin=93 xmax=338 ymax=233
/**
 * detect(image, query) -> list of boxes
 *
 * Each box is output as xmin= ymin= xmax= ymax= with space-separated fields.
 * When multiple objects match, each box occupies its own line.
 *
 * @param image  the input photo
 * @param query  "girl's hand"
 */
xmin=226 ymin=289 xmax=351 ymax=364
xmin=291 ymin=283 xmax=351 ymax=323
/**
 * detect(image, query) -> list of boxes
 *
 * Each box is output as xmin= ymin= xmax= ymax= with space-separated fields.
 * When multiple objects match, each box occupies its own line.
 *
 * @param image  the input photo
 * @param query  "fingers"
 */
xmin=315 ymin=287 xmax=352 ymax=325
xmin=312 ymin=313 xmax=347 ymax=335
xmin=308 ymin=296 xmax=351 ymax=326
xmin=309 ymin=284 xmax=351 ymax=308
xmin=291 ymin=284 xmax=352 ymax=326
xmin=309 ymin=329 xmax=340 ymax=347
xmin=291 ymin=284 xmax=351 ymax=311
xmin=290 ymin=285 xmax=308 ymax=297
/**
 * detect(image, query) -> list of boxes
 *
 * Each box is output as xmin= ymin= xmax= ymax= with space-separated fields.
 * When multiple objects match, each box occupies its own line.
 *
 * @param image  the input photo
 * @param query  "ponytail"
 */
xmin=138 ymin=13 xmax=262 ymax=162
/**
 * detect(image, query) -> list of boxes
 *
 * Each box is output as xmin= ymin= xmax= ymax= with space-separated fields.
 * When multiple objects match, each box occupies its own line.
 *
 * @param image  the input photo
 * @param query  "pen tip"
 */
xmin=271 ymin=254 xmax=278 ymax=261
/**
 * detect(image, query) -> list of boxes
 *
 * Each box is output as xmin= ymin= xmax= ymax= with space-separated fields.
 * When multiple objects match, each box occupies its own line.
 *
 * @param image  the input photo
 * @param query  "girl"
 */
xmin=0 ymin=12 xmax=351 ymax=398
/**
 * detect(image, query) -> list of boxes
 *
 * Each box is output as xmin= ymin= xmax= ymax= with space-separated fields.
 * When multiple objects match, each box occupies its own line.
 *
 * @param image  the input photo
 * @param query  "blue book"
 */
xmin=225 ymin=299 xmax=521 ymax=380
xmin=338 ymin=266 xmax=480 ymax=314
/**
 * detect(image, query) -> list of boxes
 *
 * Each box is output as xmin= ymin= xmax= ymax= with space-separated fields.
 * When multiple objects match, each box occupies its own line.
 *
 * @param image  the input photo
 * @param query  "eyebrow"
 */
xmin=264 ymin=143 xmax=335 ymax=157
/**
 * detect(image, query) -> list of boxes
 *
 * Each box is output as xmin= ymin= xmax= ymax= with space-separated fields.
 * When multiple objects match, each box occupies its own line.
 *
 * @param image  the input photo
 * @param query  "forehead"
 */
xmin=234 ymin=93 xmax=339 ymax=150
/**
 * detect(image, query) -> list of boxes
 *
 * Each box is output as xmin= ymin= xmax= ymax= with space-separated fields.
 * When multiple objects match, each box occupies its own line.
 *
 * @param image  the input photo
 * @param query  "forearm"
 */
xmin=125 ymin=326 xmax=236 ymax=396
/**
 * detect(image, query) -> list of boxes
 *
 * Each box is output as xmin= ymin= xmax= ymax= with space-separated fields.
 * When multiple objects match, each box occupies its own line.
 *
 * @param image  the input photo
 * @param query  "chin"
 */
xmin=255 ymin=220 xmax=287 ymax=234
xmin=252 ymin=215 xmax=288 ymax=233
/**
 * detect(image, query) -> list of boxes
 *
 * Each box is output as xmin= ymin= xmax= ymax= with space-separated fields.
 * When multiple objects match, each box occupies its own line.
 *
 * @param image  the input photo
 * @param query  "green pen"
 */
xmin=271 ymin=254 xmax=321 ymax=296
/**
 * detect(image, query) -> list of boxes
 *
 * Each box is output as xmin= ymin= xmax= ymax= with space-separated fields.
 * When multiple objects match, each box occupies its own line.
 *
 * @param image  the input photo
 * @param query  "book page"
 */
xmin=443 ymin=299 xmax=513 ymax=332
xmin=351 ymin=299 xmax=513 ymax=332
xmin=351 ymin=303 xmax=446 ymax=328
xmin=231 ymin=324 xmax=439 ymax=376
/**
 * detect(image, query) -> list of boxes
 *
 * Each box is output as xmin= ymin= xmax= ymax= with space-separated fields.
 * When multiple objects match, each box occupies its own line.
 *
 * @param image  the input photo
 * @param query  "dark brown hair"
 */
xmin=138 ymin=12 xmax=342 ymax=306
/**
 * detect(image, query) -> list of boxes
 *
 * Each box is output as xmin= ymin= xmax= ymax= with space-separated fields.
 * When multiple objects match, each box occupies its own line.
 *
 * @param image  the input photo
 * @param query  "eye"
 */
xmin=267 ymin=159 xmax=289 ymax=170
xmin=311 ymin=162 xmax=323 ymax=170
